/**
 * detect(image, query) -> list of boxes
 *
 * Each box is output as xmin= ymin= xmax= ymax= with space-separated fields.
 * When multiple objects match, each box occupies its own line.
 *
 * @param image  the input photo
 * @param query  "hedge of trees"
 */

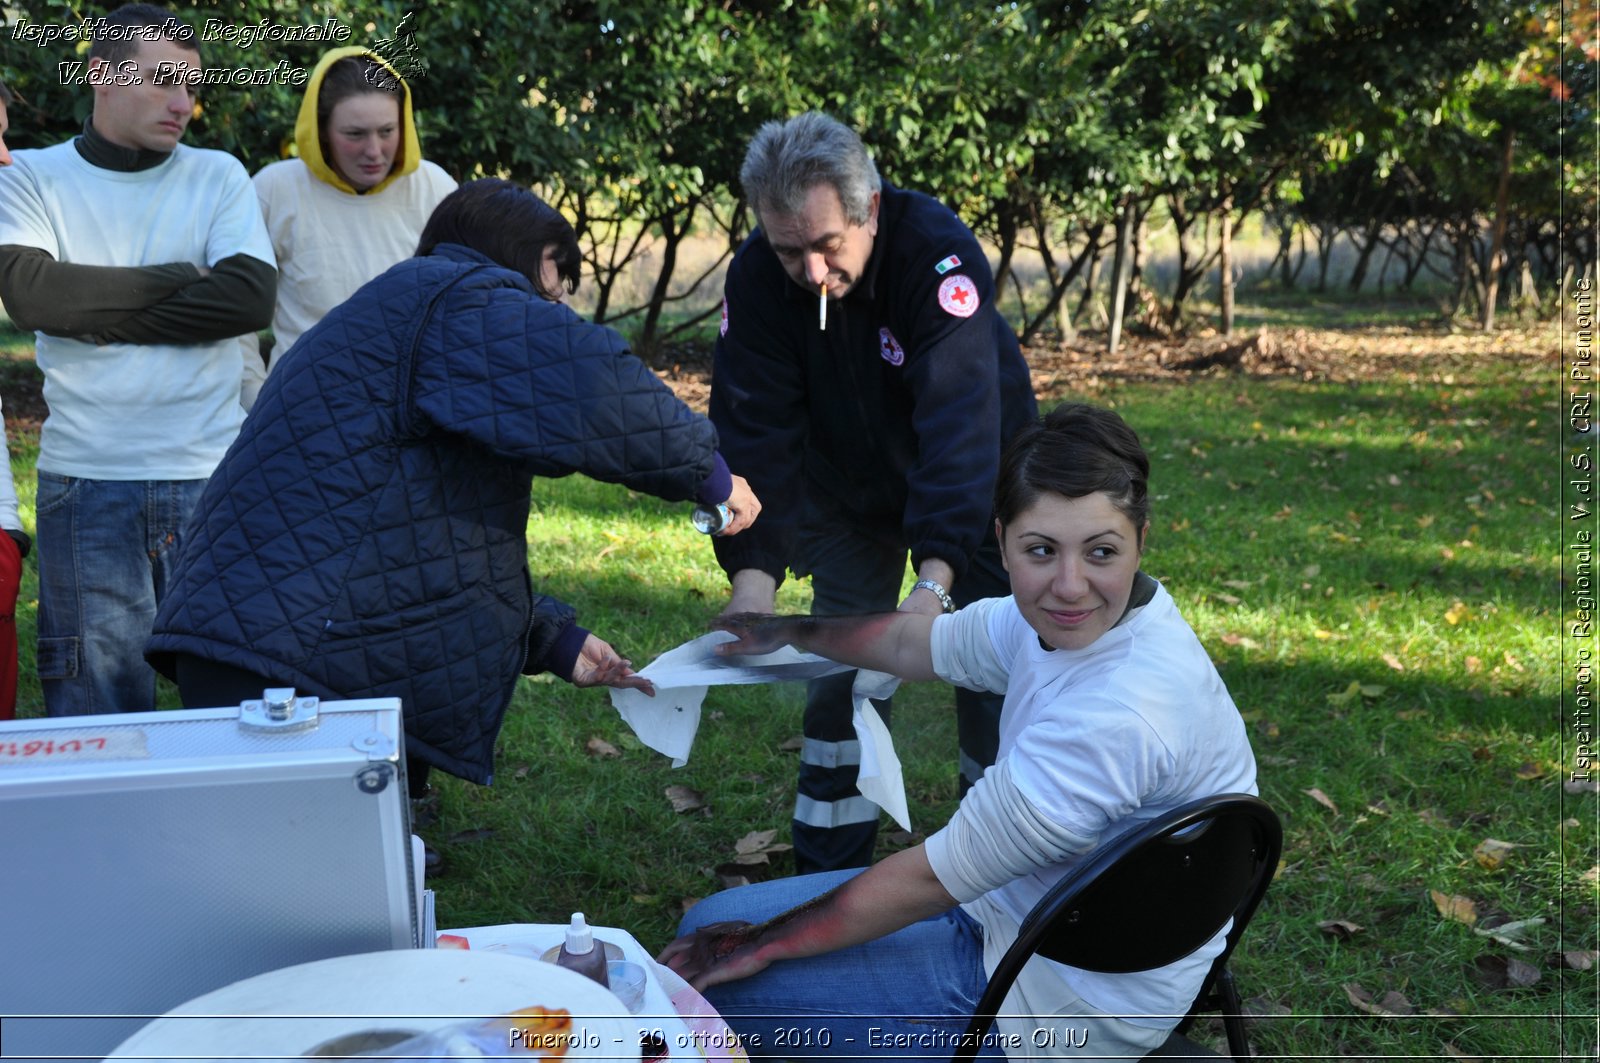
xmin=2 ymin=1 xmax=1593 ymax=349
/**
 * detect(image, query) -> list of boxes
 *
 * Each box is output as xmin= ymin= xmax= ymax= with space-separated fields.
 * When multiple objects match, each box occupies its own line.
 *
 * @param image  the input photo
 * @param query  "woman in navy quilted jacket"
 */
xmin=147 ymin=179 xmax=759 ymax=792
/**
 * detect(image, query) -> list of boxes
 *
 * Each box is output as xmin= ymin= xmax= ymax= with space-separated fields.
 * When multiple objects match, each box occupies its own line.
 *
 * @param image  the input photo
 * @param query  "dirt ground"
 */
xmin=643 ymin=319 xmax=1555 ymax=413
xmin=0 ymin=320 xmax=1555 ymax=440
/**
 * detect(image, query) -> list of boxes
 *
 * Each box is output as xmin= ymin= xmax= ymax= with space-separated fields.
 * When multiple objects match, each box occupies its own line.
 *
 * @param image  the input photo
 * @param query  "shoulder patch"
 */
xmin=937 ymin=274 xmax=979 ymax=318
xmin=719 ymin=297 xmax=729 ymax=337
xmin=878 ymin=327 xmax=906 ymax=366
xmin=934 ymin=254 xmax=962 ymax=275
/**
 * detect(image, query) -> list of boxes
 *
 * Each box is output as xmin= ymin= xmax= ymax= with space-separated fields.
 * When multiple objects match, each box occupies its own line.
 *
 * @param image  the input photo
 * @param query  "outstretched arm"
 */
xmin=711 ymin=610 xmax=939 ymax=682
xmin=657 ymin=845 xmax=955 ymax=992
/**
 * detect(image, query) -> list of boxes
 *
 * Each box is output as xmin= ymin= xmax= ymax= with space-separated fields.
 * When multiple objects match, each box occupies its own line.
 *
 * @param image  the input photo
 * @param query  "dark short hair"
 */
xmin=316 ymin=55 xmax=402 ymax=133
xmin=994 ymin=404 xmax=1152 ymax=531
xmin=740 ymin=112 xmax=881 ymax=227
xmin=416 ymin=179 xmax=581 ymax=301
xmin=89 ymin=4 xmax=198 ymax=66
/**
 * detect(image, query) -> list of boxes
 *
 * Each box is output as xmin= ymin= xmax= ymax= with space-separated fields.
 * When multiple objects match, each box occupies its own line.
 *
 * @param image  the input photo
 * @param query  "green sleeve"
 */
xmin=87 ymin=253 xmax=277 ymax=346
xmin=0 ymin=244 xmax=200 ymax=336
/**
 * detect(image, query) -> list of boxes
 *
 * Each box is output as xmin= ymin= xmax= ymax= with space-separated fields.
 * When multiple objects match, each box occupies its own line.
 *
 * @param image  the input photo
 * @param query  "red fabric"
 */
xmin=0 ymin=531 xmax=19 ymax=719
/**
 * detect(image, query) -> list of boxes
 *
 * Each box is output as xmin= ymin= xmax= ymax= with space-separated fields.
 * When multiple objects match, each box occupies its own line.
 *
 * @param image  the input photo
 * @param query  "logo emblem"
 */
xmin=719 ymin=297 xmax=728 ymax=337
xmin=935 ymin=254 xmax=962 ymax=275
xmin=937 ymin=274 xmax=979 ymax=318
xmin=878 ymin=327 xmax=905 ymax=366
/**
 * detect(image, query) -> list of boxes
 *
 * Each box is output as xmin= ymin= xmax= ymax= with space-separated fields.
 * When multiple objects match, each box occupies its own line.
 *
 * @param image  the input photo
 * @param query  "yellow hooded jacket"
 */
xmin=295 ymin=46 xmax=421 ymax=196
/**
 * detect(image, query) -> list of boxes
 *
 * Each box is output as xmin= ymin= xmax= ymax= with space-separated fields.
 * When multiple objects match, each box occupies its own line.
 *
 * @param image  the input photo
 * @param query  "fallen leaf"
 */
xmin=665 ymin=784 xmax=707 ymax=814
xmin=1473 ymin=916 xmax=1543 ymax=950
xmin=1382 ymin=653 xmax=1405 ymax=671
xmin=1222 ymin=579 xmax=1254 ymax=590
xmin=1443 ymin=1042 xmax=1484 ymax=1062
xmin=1555 ymin=949 xmax=1597 ymax=971
xmin=1327 ymin=681 xmax=1362 ymax=707
xmin=1313 ymin=628 xmax=1335 ymax=639
xmin=1471 ymin=954 xmax=1541 ymax=989
xmin=513 ymin=763 xmax=532 ymax=779
xmin=585 ymin=736 xmax=621 ymax=758
xmin=778 ymin=735 xmax=806 ymax=753
xmin=1502 ymin=652 xmax=1524 ymax=673
xmin=1318 ymin=919 xmax=1364 ymax=940
xmin=1464 ymin=656 xmax=1482 ymax=673
xmin=1242 ymin=996 xmax=1292 ymax=1019
xmin=1211 ymin=591 xmax=1242 ymax=606
xmin=447 ymin=828 xmax=496 ymax=844
xmin=1472 ymin=838 xmax=1518 ymax=871
xmin=1444 ymin=601 xmax=1471 ymax=625
xmin=1514 ymin=762 xmax=1543 ymax=780
xmin=1304 ymin=787 xmax=1340 ymax=814
xmin=1431 ymin=890 xmax=1478 ymax=926
xmin=732 ymin=829 xmax=793 ymax=865
xmin=1302 ymin=564 xmax=1321 ymax=578
xmin=1220 ymin=632 xmax=1262 ymax=649
xmin=1343 ymin=983 xmax=1415 ymax=1016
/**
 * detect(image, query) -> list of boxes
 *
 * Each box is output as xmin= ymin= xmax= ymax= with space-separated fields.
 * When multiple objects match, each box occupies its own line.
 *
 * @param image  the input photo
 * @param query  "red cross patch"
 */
xmin=719 ymin=297 xmax=729 ymax=337
xmin=878 ymin=327 xmax=905 ymax=366
xmin=937 ymin=274 xmax=979 ymax=318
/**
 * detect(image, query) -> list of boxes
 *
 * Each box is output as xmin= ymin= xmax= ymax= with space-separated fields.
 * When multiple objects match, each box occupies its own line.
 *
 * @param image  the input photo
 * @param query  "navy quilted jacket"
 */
xmin=148 ymin=244 xmax=719 ymax=784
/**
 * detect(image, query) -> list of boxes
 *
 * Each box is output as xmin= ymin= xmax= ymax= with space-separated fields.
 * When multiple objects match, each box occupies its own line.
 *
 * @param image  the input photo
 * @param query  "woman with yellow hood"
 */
xmin=240 ymin=47 xmax=456 ymax=408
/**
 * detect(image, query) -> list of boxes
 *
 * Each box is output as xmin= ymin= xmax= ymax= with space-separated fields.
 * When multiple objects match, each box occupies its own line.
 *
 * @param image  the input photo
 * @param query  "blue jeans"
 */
xmin=35 ymin=473 xmax=206 ymax=716
xmin=678 ymin=870 xmax=1006 ymax=1063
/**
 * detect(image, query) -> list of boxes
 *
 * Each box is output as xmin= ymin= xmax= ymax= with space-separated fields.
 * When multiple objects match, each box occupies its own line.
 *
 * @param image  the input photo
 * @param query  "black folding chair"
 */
xmin=952 ymin=793 xmax=1282 ymax=1062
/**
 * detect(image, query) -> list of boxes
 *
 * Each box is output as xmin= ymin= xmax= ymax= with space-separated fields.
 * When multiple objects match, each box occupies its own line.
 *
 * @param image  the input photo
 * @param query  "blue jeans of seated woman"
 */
xmin=35 ymin=473 xmax=205 ymax=716
xmin=677 ymin=870 xmax=1006 ymax=1063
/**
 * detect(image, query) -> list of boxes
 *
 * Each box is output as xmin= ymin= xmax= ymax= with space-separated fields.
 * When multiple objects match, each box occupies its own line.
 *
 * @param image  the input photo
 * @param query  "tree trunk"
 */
xmin=1480 ymin=126 xmax=1516 ymax=330
xmin=1219 ymin=194 xmax=1235 ymax=338
xmin=1108 ymin=202 xmax=1135 ymax=356
xmin=638 ymin=201 xmax=697 ymax=353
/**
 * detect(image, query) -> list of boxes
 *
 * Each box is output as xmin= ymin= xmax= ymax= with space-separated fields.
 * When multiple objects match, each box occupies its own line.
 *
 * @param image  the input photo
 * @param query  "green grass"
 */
xmin=0 ymin=308 xmax=1585 ymax=1059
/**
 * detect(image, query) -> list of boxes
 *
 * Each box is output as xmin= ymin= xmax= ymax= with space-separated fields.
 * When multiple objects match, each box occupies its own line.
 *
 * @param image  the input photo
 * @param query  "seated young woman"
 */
xmin=659 ymin=403 xmax=1257 ymax=1062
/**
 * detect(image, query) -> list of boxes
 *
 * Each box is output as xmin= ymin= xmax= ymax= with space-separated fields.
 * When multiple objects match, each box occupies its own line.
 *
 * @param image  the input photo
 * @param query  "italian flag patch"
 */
xmin=935 ymin=254 xmax=962 ymax=275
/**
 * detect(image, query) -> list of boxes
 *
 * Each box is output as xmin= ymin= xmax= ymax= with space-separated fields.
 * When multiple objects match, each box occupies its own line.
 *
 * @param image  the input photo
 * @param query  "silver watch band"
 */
xmin=912 ymin=579 xmax=956 ymax=614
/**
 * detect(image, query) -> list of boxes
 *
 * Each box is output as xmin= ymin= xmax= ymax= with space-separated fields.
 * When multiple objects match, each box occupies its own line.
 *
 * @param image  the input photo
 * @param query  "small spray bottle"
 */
xmin=554 ymin=912 xmax=609 ymax=988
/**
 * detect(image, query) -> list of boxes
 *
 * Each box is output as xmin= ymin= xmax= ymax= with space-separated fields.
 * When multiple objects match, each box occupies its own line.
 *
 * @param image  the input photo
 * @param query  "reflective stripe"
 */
xmin=801 ymin=738 xmax=862 ymax=769
xmin=959 ymin=749 xmax=988 ymax=786
xmin=794 ymin=793 xmax=881 ymax=828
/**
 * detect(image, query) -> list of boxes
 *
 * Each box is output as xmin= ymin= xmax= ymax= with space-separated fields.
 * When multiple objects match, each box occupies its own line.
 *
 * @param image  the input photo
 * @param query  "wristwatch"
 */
xmin=912 ymin=579 xmax=956 ymax=614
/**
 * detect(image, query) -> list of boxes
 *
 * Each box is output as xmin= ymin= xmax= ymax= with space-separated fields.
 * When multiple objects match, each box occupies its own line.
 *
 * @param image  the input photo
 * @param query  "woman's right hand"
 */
xmin=656 ymin=920 xmax=770 ymax=992
xmin=716 ymin=474 xmax=761 ymax=536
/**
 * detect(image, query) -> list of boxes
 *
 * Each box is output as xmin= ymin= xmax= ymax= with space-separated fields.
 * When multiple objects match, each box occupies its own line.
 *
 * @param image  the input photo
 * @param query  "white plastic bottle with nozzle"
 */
xmin=554 ymin=912 xmax=609 ymax=987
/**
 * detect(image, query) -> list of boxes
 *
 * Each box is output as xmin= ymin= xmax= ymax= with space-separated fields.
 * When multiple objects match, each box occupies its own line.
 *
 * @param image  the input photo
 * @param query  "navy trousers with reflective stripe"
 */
xmin=794 ymin=516 xmax=1008 ymax=874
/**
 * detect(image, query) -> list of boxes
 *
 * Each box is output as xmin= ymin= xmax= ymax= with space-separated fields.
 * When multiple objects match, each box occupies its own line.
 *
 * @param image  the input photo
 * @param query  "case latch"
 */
xmin=239 ymin=688 xmax=321 ymax=733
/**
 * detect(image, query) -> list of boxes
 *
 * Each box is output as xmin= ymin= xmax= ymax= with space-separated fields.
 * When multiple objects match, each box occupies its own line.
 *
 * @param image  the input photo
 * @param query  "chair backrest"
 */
xmin=955 ymin=793 xmax=1281 ymax=1061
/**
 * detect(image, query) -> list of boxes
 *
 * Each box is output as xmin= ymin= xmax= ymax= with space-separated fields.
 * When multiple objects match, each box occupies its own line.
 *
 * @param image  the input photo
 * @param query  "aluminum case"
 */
xmin=0 ymin=692 xmax=417 ymax=1059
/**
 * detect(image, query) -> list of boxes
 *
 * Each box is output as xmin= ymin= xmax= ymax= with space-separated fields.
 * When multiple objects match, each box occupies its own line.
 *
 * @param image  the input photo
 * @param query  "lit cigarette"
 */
xmin=818 ymin=282 xmax=827 ymax=331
